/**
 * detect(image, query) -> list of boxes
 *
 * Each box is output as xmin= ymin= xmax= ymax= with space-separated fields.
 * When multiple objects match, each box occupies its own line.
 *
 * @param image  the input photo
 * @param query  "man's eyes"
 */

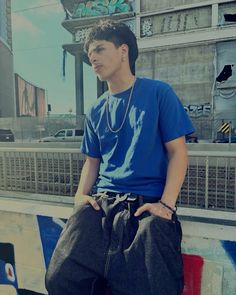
xmin=88 ymin=47 xmax=105 ymax=58
xmin=96 ymin=47 xmax=104 ymax=52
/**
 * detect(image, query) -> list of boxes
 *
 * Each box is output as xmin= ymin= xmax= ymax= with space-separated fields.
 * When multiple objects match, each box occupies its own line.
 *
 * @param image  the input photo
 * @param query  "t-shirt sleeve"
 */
xmin=81 ymin=115 xmax=101 ymax=158
xmin=159 ymin=86 xmax=195 ymax=143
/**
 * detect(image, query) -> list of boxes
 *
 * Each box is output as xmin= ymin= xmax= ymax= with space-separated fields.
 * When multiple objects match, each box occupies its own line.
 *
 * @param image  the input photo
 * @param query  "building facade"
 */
xmin=0 ymin=0 xmax=15 ymax=117
xmin=61 ymin=0 xmax=236 ymax=139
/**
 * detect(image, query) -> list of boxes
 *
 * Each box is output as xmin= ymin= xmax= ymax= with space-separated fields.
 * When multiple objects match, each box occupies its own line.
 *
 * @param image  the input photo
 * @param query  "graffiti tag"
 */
xmin=141 ymin=18 xmax=153 ymax=37
xmin=184 ymin=103 xmax=211 ymax=117
xmin=73 ymin=0 xmax=133 ymax=18
xmin=160 ymin=12 xmax=199 ymax=33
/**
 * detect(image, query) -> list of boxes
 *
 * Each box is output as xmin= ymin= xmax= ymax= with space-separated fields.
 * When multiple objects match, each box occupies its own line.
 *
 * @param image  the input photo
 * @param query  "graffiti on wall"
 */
xmin=141 ymin=18 xmax=153 ymax=37
xmin=0 ymin=243 xmax=18 ymax=289
xmin=37 ymin=216 xmax=66 ymax=268
xmin=140 ymin=8 xmax=209 ymax=37
xmin=72 ymin=0 xmax=134 ymax=18
xmin=1 ymin=211 xmax=236 ymax=294
xmin=75 ymin=27 xmax=91 ymax=43
xmin=75 ymin=19 xmax=136 ymax=43
xmin=160 ymin=12 xmax=200 ymax=33
xmin=0 ymin=213 xmax=65 ymax=295
xmin=0 ymin=243 xmax=45 ymax=295
xmin=184 ymin=103 xmax=211 ymax=117
xmin=182 ymin=254 xmax=204 ymax=295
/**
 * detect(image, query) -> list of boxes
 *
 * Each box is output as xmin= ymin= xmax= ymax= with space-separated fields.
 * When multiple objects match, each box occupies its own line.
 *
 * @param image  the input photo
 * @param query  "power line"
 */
xmin=12 ymin=3 xmax=60 ymax=13
xmin=14 ymin=45 xmax=62 ymax=52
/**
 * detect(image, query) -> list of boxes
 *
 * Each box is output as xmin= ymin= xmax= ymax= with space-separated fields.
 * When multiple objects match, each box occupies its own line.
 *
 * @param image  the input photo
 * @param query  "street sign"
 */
xmin=218 ymin=122 xmax=231 ymax=133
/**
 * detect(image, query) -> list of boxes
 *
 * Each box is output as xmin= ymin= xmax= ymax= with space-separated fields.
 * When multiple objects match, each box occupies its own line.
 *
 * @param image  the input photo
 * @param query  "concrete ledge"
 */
xmin=0 ymin=190 xmax=235 ymax=222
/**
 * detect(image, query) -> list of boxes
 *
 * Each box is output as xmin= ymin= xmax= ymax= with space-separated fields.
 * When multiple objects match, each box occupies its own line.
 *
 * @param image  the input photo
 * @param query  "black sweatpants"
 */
xmin=45 ymin=193 xmax=184 ymax=295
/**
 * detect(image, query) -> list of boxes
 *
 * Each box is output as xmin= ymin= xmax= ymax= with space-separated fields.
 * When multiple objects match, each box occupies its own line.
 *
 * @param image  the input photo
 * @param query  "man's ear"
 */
xmin=120 ymin=44 xmax=129 ymax=58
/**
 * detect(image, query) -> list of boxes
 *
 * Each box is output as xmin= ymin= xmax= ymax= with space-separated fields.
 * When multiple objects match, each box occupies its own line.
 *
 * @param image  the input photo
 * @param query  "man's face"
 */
xmin=88 ymin=40 xmax=125 ymax=81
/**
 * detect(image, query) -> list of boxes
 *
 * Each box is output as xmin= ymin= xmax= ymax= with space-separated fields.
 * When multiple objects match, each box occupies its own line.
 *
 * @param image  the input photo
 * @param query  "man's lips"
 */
xmin=93 ymin=65 xmax=102 ymax=72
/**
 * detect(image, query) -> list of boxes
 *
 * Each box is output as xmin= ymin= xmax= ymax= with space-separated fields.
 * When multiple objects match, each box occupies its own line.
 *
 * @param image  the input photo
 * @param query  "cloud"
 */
xmin=12 ymin=13 xmax=42 ymax=36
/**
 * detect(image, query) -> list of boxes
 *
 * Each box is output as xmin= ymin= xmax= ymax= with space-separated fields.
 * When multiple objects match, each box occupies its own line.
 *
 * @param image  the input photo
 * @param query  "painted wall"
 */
xmin=0 ymin=199 xmax=235 ymax=295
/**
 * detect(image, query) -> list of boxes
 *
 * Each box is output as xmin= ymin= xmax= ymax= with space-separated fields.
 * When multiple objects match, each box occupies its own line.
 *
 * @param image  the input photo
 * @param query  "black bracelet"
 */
xmin=159 ymin=200 xmax=177 ymax=213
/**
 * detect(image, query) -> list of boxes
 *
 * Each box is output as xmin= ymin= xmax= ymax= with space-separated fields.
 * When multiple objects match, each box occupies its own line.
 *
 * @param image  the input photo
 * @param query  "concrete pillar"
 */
xmin=75 ymin=53 xmax=84 ymax=115
xmin=212 ymin=4 xmax=219 ymax=27
xmin=97 ymin=79 xmax=108 ymax=97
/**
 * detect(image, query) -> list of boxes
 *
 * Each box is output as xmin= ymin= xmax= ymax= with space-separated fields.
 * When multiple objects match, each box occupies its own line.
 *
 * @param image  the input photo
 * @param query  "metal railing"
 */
xmin=0 ymin=148 xmax=235 ymax=211
xmin=0 ymin=148 xmax=85 ymax=197
xmin=179 ymin=151 xmax=236 ymax=211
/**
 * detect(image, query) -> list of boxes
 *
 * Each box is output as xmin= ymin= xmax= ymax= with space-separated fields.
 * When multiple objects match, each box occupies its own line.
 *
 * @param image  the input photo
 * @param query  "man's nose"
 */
xmin=89 ymin=53 xmax=97 ymax=64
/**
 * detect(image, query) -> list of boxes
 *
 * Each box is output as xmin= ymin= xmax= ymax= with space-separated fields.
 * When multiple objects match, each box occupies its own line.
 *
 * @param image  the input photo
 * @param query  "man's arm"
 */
xmin=74 ymin=156 xmax=101 ymax=210
xmin=160 ymin=136 xmax=188 ymax=208
xmin=135 ymin=136 xmax=188 ymax=219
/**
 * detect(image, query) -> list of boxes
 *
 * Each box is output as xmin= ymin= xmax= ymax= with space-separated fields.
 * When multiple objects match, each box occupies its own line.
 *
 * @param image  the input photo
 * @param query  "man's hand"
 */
xmin=134 ymin=202 xmax=173 ymax=220
xmin=74 ymin=194 xmax=100 ymax=210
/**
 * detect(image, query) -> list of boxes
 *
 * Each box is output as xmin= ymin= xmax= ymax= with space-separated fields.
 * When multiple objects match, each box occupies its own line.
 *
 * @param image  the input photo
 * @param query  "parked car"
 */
xmin=213 ymin=136 xmax=236 ymax=143
xmin=40 ymin=129 xmax=84 ymax=142
xmin=185 ymin=134 xmax=198 ymax=143
xmin=0 ymin=129 xmax=15 ymax=142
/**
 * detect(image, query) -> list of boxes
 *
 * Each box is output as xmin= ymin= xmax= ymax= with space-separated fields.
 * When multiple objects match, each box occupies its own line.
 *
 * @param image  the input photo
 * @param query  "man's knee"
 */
xmin=45 ymin=263 xmax=58 ymax=292
xmin=45 ymin=256 xmax=70 ymax=293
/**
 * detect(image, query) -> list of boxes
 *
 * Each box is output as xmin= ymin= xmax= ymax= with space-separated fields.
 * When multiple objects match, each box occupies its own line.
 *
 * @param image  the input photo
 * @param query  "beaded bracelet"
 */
xmin=159 ymin=200 xmax=177 ymax=213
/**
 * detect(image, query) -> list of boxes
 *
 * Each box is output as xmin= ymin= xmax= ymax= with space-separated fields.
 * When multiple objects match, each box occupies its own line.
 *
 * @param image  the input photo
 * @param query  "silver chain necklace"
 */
xmin=105 ymin=78 xmax=136 ymax=133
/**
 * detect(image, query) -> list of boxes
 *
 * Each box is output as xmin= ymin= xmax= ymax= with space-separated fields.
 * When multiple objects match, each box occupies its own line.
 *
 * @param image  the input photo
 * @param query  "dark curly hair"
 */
xmin=84 ymin=20 xmax=138 ymax=75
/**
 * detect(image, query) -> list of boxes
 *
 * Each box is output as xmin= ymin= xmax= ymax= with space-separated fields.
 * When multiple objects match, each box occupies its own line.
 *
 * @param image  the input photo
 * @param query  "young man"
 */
xmin=46 ymin=20 xmax=194 ymax=295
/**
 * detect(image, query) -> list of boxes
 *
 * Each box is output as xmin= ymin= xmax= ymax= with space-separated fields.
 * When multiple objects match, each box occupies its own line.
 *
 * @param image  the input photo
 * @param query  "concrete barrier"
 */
xmin=0 ymin=194 xmax=235 ymax=295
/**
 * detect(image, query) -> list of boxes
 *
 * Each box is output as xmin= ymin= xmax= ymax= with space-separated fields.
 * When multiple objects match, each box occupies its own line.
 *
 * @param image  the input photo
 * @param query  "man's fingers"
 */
xmin=89 ymin=199 xmax=100 ymax=210
xmin=74 ymin=195 xmax=100 ymax=210
xmin=134 ymin=203 xmax=151 ymax=217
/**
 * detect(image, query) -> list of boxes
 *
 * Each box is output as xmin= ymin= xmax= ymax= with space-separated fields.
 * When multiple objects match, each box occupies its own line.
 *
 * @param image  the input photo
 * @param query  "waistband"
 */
xmin=93 ymin=191 xmax=160 ymax=205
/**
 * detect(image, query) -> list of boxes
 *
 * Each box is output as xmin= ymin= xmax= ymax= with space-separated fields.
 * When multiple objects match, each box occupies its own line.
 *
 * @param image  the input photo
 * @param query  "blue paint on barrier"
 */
xmin=221 ymin=240 xmax=236 ymax=267
xmin=37 ymin=216 xmax=66 ymax=268
xmin=0 ymin=243 xmax=18 ymax=289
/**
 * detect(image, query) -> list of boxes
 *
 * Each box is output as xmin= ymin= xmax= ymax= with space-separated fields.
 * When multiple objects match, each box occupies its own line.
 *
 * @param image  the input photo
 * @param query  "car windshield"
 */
xmin=55 ymin=130 xmax=65 ymax=137
xmin=0 ymin=129 xmax=12 ymax=134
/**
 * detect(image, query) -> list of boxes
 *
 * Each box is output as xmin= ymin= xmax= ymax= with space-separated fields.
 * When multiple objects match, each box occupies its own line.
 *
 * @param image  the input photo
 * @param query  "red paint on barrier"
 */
xmin=182 ymin=254 xmax=204 ymax=295
xmin=104 ymin=254 xmax=204 ymax=295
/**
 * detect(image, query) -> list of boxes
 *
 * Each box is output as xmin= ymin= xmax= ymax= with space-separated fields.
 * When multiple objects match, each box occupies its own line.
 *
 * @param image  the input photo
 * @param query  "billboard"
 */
xmin=36 ymin=87 xmax=46 ymax=117
xmin=15 ymin=74 xmax=45 ymax=117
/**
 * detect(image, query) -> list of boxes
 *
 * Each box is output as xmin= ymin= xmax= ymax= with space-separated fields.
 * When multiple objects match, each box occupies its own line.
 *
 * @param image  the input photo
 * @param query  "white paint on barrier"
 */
xmin=0 ymin=211 xmax=47 ymax=294
xmin=201 ymin=260 xmax=223 ymax=295
xmin=0 ymin=285 xmax=17 ymax=295
xmin=181 ymin=221 xmax=236 ymax=241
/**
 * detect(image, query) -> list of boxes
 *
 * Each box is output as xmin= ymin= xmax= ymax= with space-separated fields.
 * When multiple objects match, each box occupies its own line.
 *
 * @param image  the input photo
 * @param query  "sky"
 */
xmin=11 ymin=0 xmax=97 ymax=114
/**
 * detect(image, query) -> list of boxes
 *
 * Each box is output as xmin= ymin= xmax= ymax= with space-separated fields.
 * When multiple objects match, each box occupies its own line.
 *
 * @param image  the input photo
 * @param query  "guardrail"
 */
xmin=0 ymin=148 xmax=235 ymax=211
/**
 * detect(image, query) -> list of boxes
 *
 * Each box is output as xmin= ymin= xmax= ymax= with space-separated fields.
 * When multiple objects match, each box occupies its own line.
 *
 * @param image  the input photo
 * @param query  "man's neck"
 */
xmin=108 ymin=75 xmax=135 ymax=94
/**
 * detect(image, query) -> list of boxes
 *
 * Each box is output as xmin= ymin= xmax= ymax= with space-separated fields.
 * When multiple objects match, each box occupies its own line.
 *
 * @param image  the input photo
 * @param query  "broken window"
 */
xmin=224 ymin=14 xmax=236 ymax=22
xmin=216 ymin=64 xmax=234 ymax=82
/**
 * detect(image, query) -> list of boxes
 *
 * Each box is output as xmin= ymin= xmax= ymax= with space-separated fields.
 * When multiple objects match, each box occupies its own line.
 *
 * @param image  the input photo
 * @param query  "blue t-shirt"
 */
xmin=81 ymin=77 xmax=195 ymax=197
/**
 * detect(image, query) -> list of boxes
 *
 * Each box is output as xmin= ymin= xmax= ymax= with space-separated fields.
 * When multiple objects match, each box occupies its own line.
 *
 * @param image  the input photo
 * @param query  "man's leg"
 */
xmin=45 ymin=204 xmax=107 ymax=295
xmin=106 ymin=205 xmax=184 ymax=295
